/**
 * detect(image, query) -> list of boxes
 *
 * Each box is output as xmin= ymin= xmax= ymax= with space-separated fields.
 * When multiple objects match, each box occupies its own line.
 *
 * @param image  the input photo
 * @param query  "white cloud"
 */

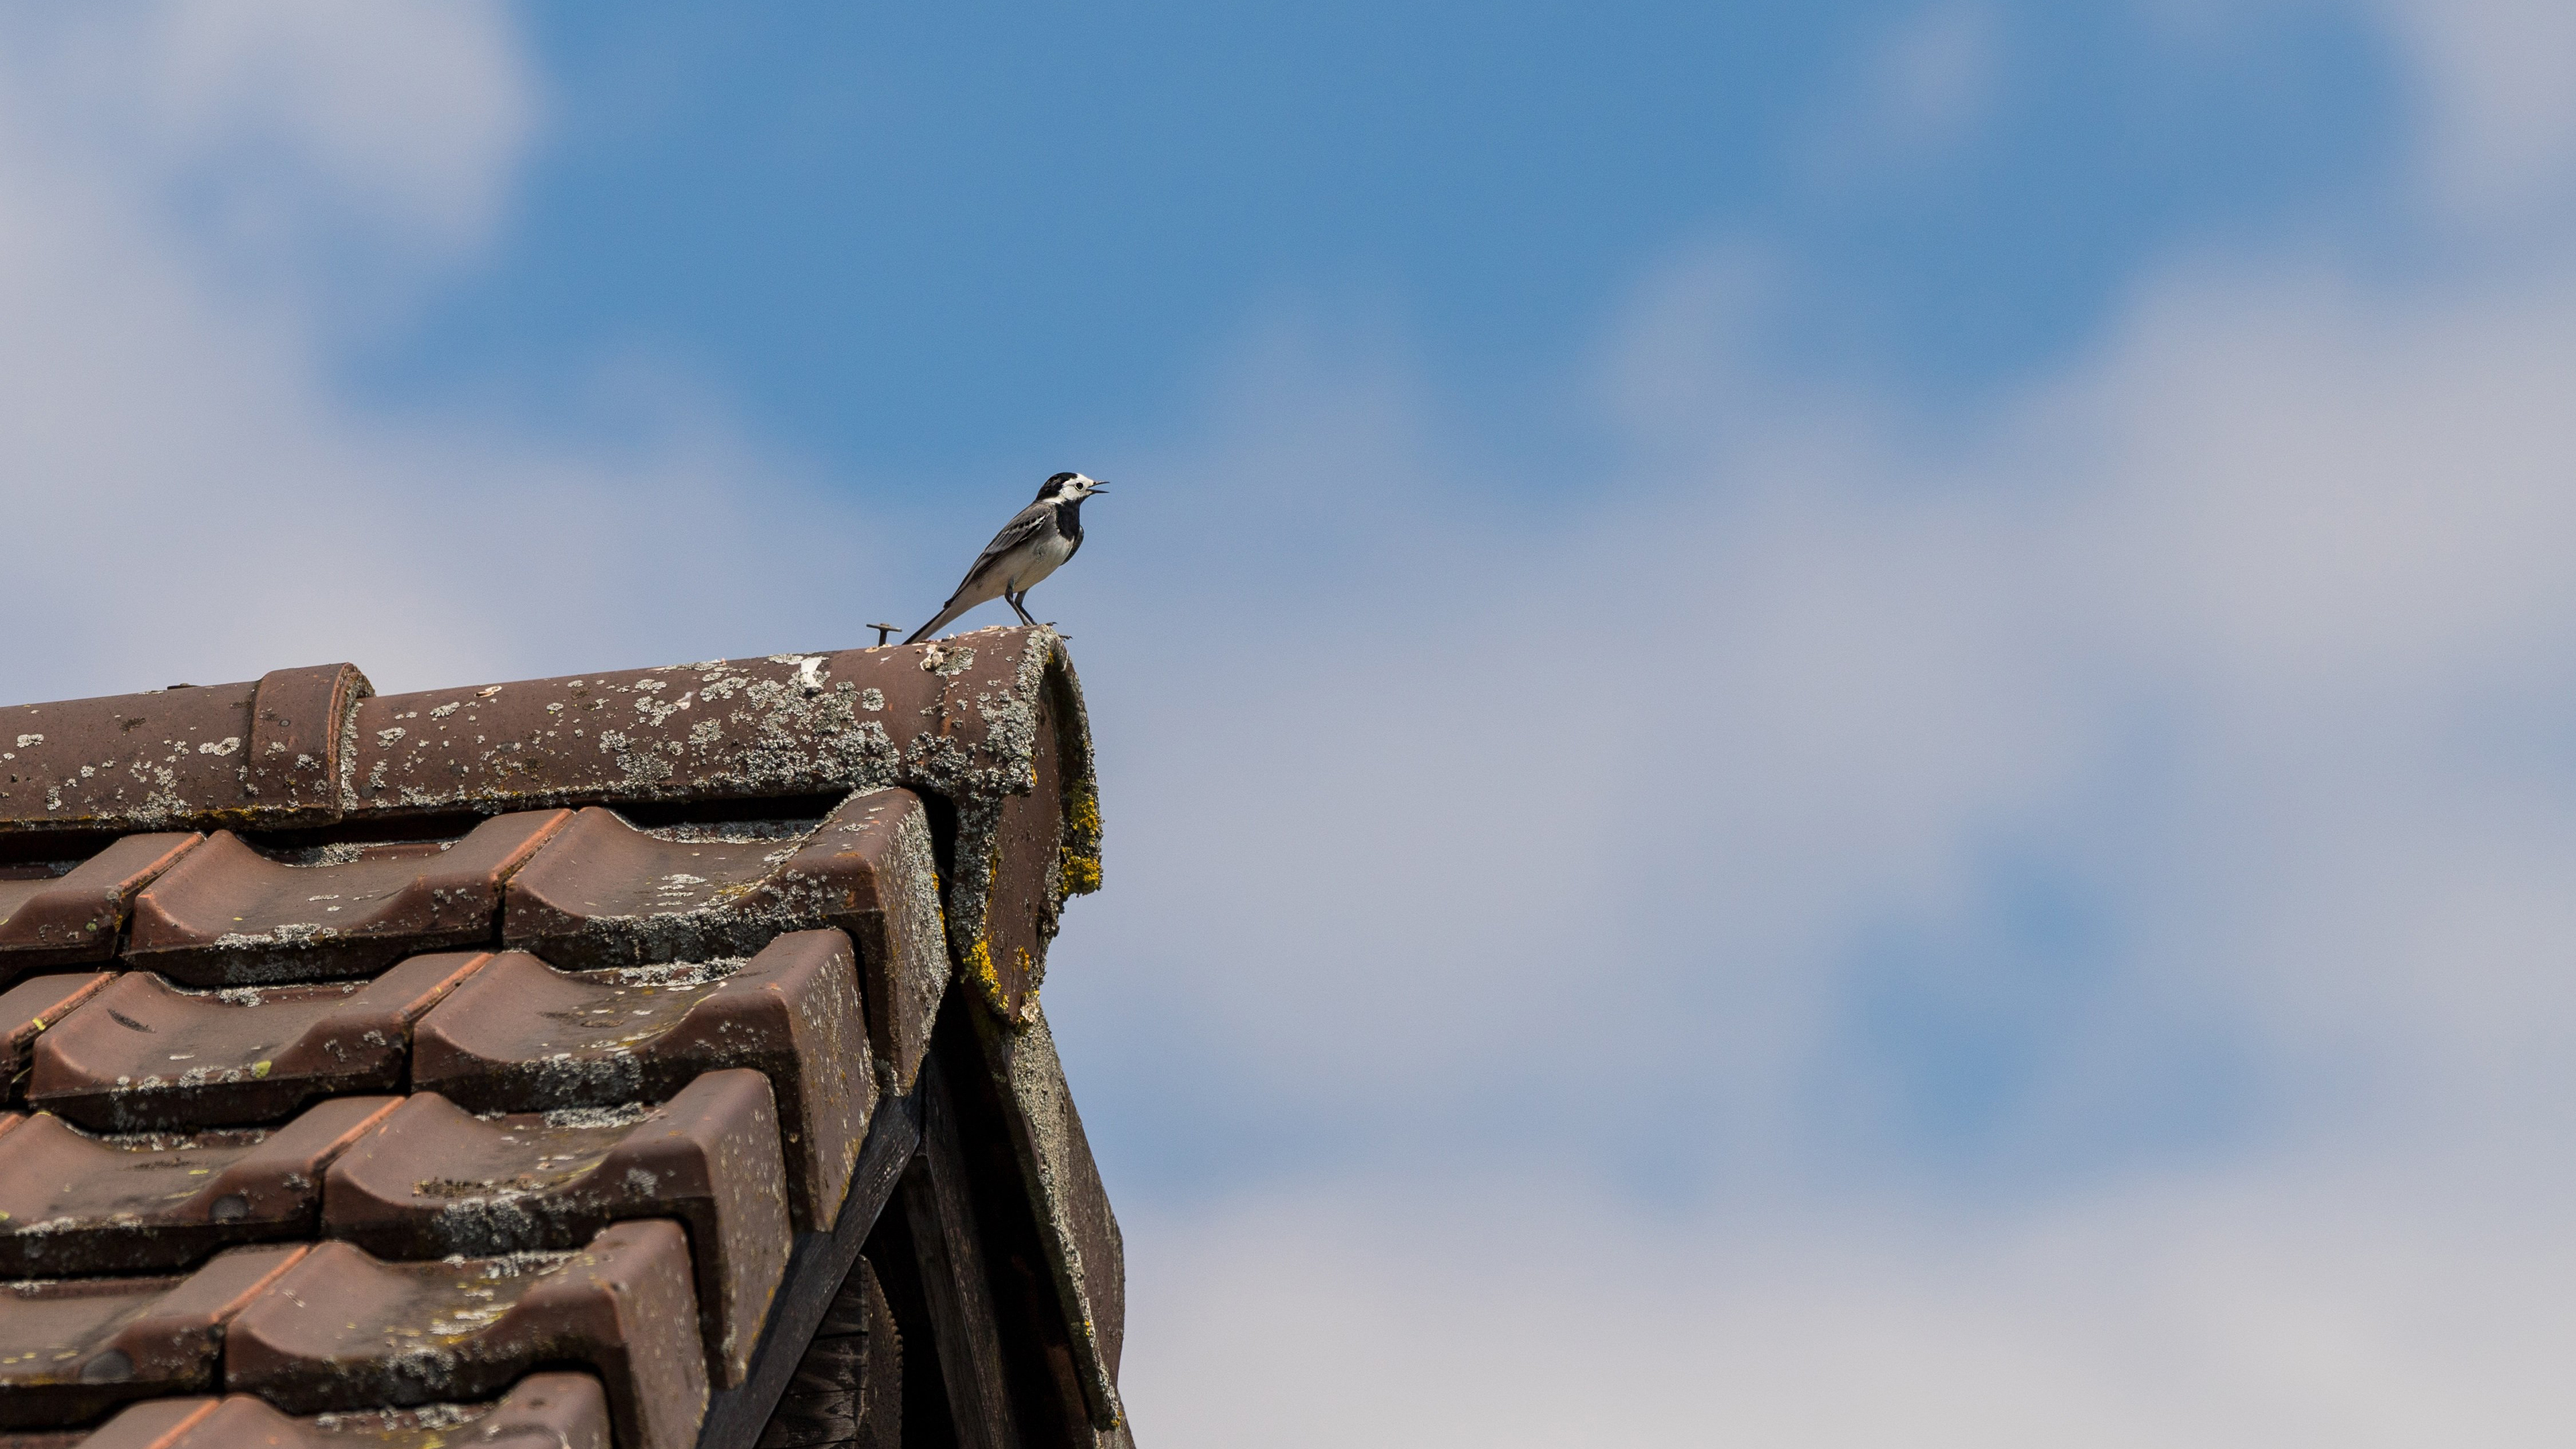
xmin=2369 ymin=0 xmax=2576 ymax=223
xmin=1055 ymin=188 xmax=2576 ymax=1448
xmin=1801 ymin=3 xmax=2005 ymax=185
xmin=0 ymin=3 xmax=877 ymax=702
xmin=1 ymin=1 xmax=537 ymax=284
xmin=1120 ymin=1167 xmax=2576 ymax=1446
xmin=1064 ymin=223 xmax=2576 ymax=1126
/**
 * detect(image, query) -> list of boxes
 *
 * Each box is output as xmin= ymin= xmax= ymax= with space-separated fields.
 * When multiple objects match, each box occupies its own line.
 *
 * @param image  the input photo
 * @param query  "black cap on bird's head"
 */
xmin=1038 ymin=470 xmax=1108 ymax=502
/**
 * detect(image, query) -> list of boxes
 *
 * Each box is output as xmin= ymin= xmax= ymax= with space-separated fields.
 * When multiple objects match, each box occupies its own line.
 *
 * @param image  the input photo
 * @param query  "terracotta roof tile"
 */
xmin=499 ymin=790 xmax=946 ymax=1092
xmin=0 ymin=1097 xmax=397 ymax=1277
xmin=0 ymin=632 xmax=1099 ymax=1030
xmin=0 ymin=973 xmax=115 ymax=1099
xmin=125 ymin=815 xmax=570 ymax=987
xmin=235 ymin=667 xmax=373 ymax=826
xmin=225 ymin=1225 xmax=705 ymax=1449
xmin=411 ymin=933 xmax=873 ymax=1232
xmin=321 ymin=1071 xmax=789 ymax=1386
xmin=0 ymin=683 xmax=265 ymax=834
xmin=28 ymin=955 xmax=488 ymax=1130
xmin=0 ymin=666 xmax=369 ymax=837
xmin=0 ymin=1243 xmax=307 ymax=1428
xmin=74 ymin=1374 xmax=610 ymax=1449
xmin=0 ymin=836 xmax=200 ymax=981
xmin=19 ymin=1397 xmax=209 ymax=1449
xmin=0 ymin=631 xmax=1126 ymax=1448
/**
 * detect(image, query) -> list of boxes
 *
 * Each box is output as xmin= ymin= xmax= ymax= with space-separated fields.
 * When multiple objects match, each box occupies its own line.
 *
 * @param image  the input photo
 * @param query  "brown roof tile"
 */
xmin=0 ymin=667 xmax=371 ymax=838
xmin=225 ymin=1224 xmax=705 ymax=1449
xmin=344 ymin=648 xmax=1014 ymax=820
xmin=0 ymin=1097 xmax=397 ymax=1277
xmin=125 ymin=814 xmax=571 ymax=986
xmin=0 ymin=1242 xmax=306 ymax=1429
xmin=29 ymin=955 xmax=489 ymax=1130
xmin=321 ymin=1071 xmax=790 ymax=1387
xmin=0 ymin=630 xmax=1124 ymax=1449
xmin=76 ymin=1374 xmax=612 ymax=1449
xmin=0 ymin=683 xmax=264 ymax=837
xmin=500 ymin=790 xmax=947 ymax=1091
xmin=0 ymin=835 xmax=200 ymax=979
xmin=343 ymin=635 xmax=1095 ymax=1027
xmin=0 ymin=632 xmax=1099 ymax=1030
xmin=236 ymin=667 xmax=373 ymax=826
xmin=21 ymin=1396 xmax=210 ymax=1449
xmin=0 ymin=972 xmax=115 ymax=1099
xmin=411 ymin=932 xmax=873 ymax=1232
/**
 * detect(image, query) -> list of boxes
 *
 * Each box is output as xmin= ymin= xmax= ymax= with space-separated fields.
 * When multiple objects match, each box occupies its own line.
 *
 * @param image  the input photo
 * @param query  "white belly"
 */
xmin=1002 ymin=531 xmax=1075 ymax=592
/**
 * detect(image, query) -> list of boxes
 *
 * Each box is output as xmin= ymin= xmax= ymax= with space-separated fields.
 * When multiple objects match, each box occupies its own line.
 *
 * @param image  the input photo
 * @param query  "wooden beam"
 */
xmin=858 ymin=1199 xmax=958 ymax=1448
xmin=959 ymin=1004 xmax=1126 ymax=1432
xmin=754 ymin=1258 xmax=902 ymax=1449
xmin=904 ymin=1061 xmax=1024 ymax=1449
xmin=697 ymin=1091 xmax=922 ymax=1449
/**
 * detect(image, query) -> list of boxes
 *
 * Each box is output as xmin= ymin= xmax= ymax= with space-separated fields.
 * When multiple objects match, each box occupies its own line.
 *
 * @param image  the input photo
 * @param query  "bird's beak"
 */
xmin=1089 ymin=480 xmax=1110 ymax=494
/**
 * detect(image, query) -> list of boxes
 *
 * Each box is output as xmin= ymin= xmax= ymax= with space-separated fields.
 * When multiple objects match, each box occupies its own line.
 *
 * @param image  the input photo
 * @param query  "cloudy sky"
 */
xmin=8 ymin=2 xmax=2576 ymax=1442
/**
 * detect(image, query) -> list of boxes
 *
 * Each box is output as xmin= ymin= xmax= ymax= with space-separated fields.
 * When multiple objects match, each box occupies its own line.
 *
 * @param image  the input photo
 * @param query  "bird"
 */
xmin=904 ymin=471 xmax=1109 ymax=644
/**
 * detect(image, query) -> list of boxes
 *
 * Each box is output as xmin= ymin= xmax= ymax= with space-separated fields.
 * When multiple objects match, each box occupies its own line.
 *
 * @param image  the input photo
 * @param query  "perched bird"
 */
xmin=905 ymin=471 xmax=1109 ymax=644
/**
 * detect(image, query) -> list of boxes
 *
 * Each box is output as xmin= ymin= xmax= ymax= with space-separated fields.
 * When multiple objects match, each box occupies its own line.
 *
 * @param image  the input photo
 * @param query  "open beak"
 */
xmin=1089 ymin=480 xmax=1110 ymax=493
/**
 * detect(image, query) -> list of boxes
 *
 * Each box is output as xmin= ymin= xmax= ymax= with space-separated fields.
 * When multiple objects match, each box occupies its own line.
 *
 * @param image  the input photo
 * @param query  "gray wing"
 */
xmin=948 ymin=502 xmax=1052 ymax=597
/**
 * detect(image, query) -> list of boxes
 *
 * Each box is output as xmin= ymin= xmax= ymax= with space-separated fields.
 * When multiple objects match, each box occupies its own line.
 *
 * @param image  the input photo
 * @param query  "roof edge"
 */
xmin=0 ymin=627 xmax=1102 ymax=1024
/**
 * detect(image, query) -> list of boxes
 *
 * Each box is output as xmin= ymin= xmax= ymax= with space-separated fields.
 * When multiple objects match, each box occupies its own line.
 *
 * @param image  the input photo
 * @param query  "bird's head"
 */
xmin=1040 ymin=470 xmax=1108 ymax=502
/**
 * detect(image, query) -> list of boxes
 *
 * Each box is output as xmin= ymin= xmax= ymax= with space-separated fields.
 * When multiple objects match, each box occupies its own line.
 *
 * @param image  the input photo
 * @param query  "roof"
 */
xmin=0 ymin=626 xmax=1130 ymax=1449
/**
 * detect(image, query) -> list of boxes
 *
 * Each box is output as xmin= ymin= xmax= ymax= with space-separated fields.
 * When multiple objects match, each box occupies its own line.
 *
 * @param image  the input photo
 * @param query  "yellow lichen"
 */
xmin=1059 ymin=847 xmax=1103 ymax=897
xmin=1060 ymin=776 xmax=1104 ymax=897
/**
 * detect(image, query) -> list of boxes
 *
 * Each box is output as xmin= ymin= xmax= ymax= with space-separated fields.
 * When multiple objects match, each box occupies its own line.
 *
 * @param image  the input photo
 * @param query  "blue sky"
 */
xmin=9 ymin=3 xmax=2576 ymax=1442
xmin=380 ymin=4 xmax=2396 ymax=470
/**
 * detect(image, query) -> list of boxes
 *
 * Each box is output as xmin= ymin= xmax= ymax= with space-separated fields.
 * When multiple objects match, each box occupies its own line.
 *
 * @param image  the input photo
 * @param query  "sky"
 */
xmin=6 ymin=1 xmax=2576 ymax=1442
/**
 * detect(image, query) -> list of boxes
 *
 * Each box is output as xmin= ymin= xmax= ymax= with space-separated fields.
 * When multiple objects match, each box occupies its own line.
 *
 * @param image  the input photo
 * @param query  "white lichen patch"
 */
xmin=539 ymin=1102 xmax=653 ymax=1130
xmin=608 ymin=959 xmax=742 ymax=989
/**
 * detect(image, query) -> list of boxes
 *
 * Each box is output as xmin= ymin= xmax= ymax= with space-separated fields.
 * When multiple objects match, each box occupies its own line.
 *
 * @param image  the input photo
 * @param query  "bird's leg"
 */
xmin=1007 ymin=590 xmax=1039 ymax=627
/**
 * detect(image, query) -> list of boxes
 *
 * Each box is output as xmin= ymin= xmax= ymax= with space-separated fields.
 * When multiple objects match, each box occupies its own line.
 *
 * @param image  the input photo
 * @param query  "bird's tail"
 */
xmin=903 ymin=599 xmax=970 ymax=646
